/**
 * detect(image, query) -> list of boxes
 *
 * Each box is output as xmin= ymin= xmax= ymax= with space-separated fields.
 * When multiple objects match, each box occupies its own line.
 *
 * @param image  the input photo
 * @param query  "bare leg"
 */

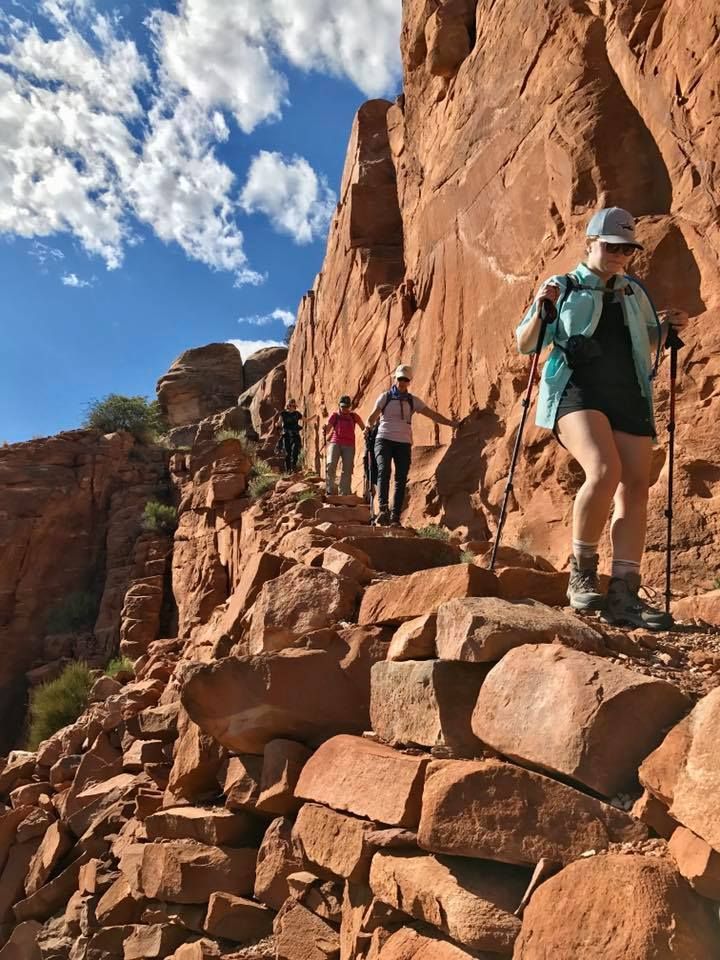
xmin=556 ymin=410 xmax=622 ymax=544
xmin=610 ymin=431 xmax=653 ymax=564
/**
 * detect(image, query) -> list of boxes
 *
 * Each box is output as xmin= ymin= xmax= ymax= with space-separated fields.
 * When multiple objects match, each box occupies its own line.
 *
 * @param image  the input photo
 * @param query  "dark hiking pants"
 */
xmin=283 ymin=432 xmax=302 ymax=472
xmin=374 ymin=437 xmax=411 ymax=519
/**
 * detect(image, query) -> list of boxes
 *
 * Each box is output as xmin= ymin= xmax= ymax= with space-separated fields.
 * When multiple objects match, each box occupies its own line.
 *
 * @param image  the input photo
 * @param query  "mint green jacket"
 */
xmin=515 ymin=262 xmax=661 ymax=435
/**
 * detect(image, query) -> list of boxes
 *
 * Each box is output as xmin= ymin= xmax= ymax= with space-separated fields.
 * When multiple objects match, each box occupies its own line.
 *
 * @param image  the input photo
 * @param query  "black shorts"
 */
xmin=554 ymin=380 xmax=653 ymax=438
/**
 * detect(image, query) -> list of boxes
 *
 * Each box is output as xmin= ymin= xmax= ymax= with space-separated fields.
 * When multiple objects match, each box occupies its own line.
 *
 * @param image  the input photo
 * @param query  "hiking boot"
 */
xmin=603 ymin=574 xmax=673 ymax=631
xmin=567 ymin=554 xmax=604 ymax=611
xmin=374 ymin=508 xmax=391 ymax=527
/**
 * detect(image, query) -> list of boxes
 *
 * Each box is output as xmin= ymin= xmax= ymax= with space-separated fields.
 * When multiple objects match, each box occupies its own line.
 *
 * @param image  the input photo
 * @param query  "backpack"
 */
xmin=556 ymin=273 xmax=662 ymax=379
xmin=366 ymin=390 xmax=415 ymax=446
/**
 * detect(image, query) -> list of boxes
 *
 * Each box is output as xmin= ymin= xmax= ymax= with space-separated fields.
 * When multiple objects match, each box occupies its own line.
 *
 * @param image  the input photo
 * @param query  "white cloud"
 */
xmin=61 ymin=271 xmax=91 ymax=286
xmin=227 ymin=338 xmax=284 ymax=360
xmin=240 ymin=151 xmax=336 ymax=244
xmin=128 ymin=95 xmax=263 ymax=284
xmin=238 ymin=307 xmax=295 ymax=328
xmin=150 ymin=0 xmax=401 ymax=134
xmin=40 ymin=0 xmax=91 ymax=28
xmin=0 ymin=0 xmax=400 ymax=280
xmin=149 ymin=2 xmax=287 ymax=135
xmin=28 ymin=239 xmax=64 ymax=264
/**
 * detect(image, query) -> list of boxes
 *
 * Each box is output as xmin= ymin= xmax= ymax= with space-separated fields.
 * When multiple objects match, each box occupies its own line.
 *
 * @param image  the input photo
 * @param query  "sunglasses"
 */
xmin=601 ymin=242 xmax=636 ymax=256
xmin=397 ymin=377 xmax=410 ymax=383
xmin=339 ymin=404 xmax=350 ymax=408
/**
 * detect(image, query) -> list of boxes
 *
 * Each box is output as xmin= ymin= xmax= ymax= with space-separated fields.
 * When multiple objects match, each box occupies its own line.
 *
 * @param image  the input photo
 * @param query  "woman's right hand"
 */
xmin=536 ymin=281 xmax=560 ymax=311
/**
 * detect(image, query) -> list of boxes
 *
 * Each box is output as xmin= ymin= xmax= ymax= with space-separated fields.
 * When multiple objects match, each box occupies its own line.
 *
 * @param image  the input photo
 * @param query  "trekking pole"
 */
xmin=489 ymin=299 xmax=555 ymax=571
xmin=664 ymin=325 xmax=684 ymax=615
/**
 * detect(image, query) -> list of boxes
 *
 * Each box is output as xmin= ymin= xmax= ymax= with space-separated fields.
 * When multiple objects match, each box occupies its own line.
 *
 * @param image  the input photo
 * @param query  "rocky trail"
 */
xmin=1 ymin=435 xmax=719 ymax=959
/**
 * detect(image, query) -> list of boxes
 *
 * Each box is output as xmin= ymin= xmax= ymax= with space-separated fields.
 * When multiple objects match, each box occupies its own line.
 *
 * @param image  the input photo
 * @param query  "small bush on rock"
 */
xmin=416 ymin=524 xmax=451 ymax=541
xmin=296 ymin=488 xmax=317 ymax=502
xmin=27 ymin=662 xmax=93 ymax=749
xmin=142 ymin=499 xmax=178 ymax=534
xmin=106 ymin=656 xmax=134 ymax=678
xmin=460 ymin=549 xmax=476 ymax=563
xmin=84 ymin=394 xmax=166 ymax=442
xmin=249 ymin=459 xmax=280 ymax=499
xmin=46 ymin=591 xmax=98 ymax=634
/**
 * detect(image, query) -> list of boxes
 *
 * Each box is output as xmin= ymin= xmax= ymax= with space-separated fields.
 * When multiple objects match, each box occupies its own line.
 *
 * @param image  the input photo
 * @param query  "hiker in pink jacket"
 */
xmin=324 ymin=396 xmax=365 ymax=496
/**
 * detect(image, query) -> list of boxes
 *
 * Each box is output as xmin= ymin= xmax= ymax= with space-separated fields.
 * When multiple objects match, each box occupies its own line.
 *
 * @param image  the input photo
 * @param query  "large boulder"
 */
xmin=181 ymin=650 xmax=369 ymax=753
xmin=640 ymin=687 xmax=720 ymax=851
xmin=435 ymin=597 xmax=602 ymax=661
xmin=295 ymin=735 xmax=430 ymax=828
xmin=157 ymin=343 xmax=245 ymax=427
xmin=377 ymin=927 xmax=481 ymax=959
xmin=513 ymin=853 xmax=720 ymax=959
xmin=472 ymin=645 xmax=689 ymax=797
xmin=418 ymin=759 xmax=647 ymax=866
xmin=369 ymin=851 xmax=525 ymax=953
xmin=132 ymin=840 xmax=257 ymax=904
xmin=339 ymin=536 xmax=461 ymax=574
xmin=247 ymin=566 xmax=360 ymax=653
xmin=243 ymin=346 xmax=288 ymax=392
xmin=370 ymin=660 xmax=488 ymax=755
xmin=359 ymin=565 xmax=499 ymax=626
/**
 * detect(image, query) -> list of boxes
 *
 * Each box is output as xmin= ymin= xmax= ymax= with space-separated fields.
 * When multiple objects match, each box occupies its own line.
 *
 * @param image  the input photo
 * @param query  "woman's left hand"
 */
xmin=658 ymin=308 xmax=689 ymax=330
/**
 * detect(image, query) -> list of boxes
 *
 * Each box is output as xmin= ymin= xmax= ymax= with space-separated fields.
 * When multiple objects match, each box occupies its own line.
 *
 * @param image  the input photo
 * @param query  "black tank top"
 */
xmin=572 ymin=296 xmax=640 ymax=392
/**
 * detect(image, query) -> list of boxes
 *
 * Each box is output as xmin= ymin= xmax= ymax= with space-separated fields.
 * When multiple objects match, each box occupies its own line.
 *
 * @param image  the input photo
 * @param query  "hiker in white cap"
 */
xmin=516 ymin=207 xmax=689 ymax=628
xmin=365 ymin=364 xmax=459 ymax=527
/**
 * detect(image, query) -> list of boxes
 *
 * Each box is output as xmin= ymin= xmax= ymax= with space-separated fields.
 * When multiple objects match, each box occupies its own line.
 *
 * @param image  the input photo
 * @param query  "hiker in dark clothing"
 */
xmin=274 ymin=399 xmax=303 ymax=472
xmin=365 ymin=365 xmax=459 ymax=527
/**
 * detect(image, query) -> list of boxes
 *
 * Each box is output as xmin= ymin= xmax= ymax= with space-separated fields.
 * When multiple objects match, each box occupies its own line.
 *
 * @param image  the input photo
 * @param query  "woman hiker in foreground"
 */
xmin=516 ymin=207 xmax=689 ymax=630
xmin=365 ymin=365 xmax=459 ymax=527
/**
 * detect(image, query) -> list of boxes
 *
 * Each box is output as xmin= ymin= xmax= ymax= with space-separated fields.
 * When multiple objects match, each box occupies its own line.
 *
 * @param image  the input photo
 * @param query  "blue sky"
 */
xmin=0 ymin=0 xmax=402 ymax=442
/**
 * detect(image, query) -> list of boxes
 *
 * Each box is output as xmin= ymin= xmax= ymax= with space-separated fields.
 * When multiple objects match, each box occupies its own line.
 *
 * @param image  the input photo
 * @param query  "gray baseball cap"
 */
xmin=586 ymin=207 xmax=643 ymax=249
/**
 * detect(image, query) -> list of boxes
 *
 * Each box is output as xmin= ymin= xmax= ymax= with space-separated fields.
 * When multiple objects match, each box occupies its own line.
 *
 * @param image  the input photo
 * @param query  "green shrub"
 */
xmin=460 ymin=549 xmax=476 ymax=564
xmin=46 ymin=591 xmax=97 ymax=634
xmin=416 ymin=524 xmax=451 ymax=542
xmin=27 ymin=662 xmax=93 ymax=749
xmin=84 ymin=395 xmax=166 ymax=442
xmin=249 ymin=459 xmax=280 ymax=499
xmin=142 ymin=499 xmax=178 ymax=534
xmin=105 ymin=656 xmax=134 ymax=679
xmin=295 ymin=488 xmax=317 ymax=502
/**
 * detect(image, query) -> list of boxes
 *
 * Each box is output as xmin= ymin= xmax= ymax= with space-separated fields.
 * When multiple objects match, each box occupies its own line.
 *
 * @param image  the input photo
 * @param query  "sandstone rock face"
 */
xmin=0 ymin=432 xmax=168 ymax=749
xmin=285 ymin=0 xmax=720 ymax=591
xmin=369 ymin=851 xmax=524 ymax=953
xmin=295 ymin=735 xmax=429 ymax=828
xmin=370 ymin=660 xmax=488 ymax=754
xmin=472 ymin=645 xmax=689 ymax=796
xmin=157 ymin=344 xmax=245 ymax=428
xmin=387 ymin=614 xmax=437 ymax=661
xmin=418 ymin=759 xmax=647 ymax=867
xmin=377 ymin=927 xmax=480 ymax=960
xmin=339 ymin=537 xmax=460 ymax=575
xmin=668 ymin=826 xmax=720 ymax=901
xmin=243 ymin=346 xmax=288 ymax=393
xmin=181 ymin=650 xmax=368 ymax=753
xmin=359 ymin=565 xmax=498 ymax=626
xmin=639 ymin=687 xmax=720 ymax=851
xmin=435 ymin=597 xmax=602 ymax=661
xmin=292 ymin=803 xmax=377 ymax=883
xmin=247 ymin=566 xmax=360 ymax=653
xmin=513 ymin=853 xmax=720 ymax=959
xmin=135 ymin=840 xmax=257 ymax=904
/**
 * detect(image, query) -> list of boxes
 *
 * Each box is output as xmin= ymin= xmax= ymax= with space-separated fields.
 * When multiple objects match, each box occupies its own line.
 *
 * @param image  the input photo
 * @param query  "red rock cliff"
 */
xmin=286 ymin=0 xmax=720 ymax=593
